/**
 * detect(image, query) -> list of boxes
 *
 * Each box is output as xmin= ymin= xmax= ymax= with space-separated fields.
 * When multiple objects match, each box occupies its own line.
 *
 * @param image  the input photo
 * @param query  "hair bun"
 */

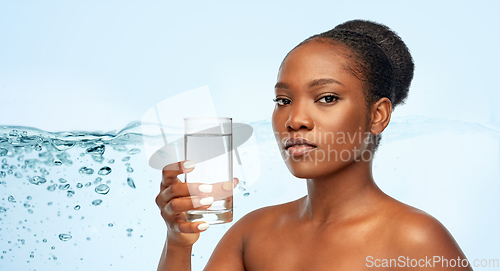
xmin=334 ymin=20 xmax=414 ymax=106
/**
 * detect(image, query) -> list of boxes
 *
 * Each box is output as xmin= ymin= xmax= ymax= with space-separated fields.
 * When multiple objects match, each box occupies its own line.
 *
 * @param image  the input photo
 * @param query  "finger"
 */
xmin=165 ymin=197 xmax=214 ymax=214
xmin=223 ymin=195 xmax=233 ymax=209
xmin=222 ymin=177 xmax=239 ymax=191
xmin=161 ymin=160 xmax=196 ymax=188
xmin=156 ymin=182 xmax=215 ymax=208
xmin=209 ymin=177 xmax=240 ymax=201
xmin=175 ymin=220 xmax=210 ymax=233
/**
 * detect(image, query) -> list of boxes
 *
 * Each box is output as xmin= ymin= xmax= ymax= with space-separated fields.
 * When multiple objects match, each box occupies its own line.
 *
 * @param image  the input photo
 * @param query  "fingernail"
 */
xmin=199 ymin=184 xmax=213 ymax=193
xmin=222 ymin=181 xmax=233 ymax=191
xmin=198 ymin=223 xmax=209 ymax=231
xmin=183 ymin=160 xmax=196 ymax=169
xmin=200 ymin=196 xmax=214 ymax=205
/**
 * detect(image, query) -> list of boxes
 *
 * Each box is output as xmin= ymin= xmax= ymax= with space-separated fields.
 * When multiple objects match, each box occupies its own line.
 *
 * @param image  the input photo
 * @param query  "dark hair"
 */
xmin=287 ymin=19 xmax=414 ymax=150
xmin=297 ymin=20 xmax=414 ymax=107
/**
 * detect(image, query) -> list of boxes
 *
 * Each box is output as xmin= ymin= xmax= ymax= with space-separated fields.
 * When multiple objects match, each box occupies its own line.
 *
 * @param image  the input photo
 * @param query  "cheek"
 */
xmin=271 ymin=108 xmax=279 ymax=136
xmin=271 ymin=108 xmax=286 ymax=144
xmin=317 ymin=106 xmax=369 ymax=149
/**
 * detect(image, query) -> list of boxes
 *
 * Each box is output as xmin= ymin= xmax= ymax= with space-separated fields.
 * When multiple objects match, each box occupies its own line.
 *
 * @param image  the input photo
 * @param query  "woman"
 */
xmin=156 ymin=20 xmax=472 ymax=270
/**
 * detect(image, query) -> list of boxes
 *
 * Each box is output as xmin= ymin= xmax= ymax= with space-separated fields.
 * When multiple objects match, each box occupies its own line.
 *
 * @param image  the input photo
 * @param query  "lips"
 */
xmin=285 ymin=137 xmax=317 ymax=149
xmin=284 ymin=137 xmax=317 ymax=157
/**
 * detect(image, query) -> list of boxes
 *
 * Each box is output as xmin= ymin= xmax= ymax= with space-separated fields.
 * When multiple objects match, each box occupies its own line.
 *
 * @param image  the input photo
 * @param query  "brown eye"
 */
xmin=273 ymin=98 xmax=291 ymax=106
xmin=317 ymin=95 xmax=338 ymax=104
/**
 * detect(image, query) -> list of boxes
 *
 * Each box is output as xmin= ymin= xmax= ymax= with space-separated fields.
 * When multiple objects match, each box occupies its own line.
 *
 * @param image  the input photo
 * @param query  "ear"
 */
xmin=370 ymin=97 xmax=392 ymax=135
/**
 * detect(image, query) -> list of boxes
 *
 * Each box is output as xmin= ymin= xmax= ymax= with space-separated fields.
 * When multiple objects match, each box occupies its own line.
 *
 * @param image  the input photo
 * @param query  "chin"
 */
xmin=284 ymin=159 xmax=334 ymax=179
xmin=283 ymin=151 xmax=354 ymax=179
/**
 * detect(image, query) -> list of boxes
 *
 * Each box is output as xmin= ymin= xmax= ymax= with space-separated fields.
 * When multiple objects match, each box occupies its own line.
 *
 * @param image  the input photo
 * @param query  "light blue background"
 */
xmin=1 ymin=0 xmax=499 ymax=270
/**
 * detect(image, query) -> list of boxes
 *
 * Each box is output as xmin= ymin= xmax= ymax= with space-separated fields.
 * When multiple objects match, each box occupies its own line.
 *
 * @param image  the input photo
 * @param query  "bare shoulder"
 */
xmin=204 ymin=198 xmax=300 ymax=271
xmin=382 ymin=199 xmax=467 ymax=259
xmin=232 ymin=197 xmax=300 ymax=234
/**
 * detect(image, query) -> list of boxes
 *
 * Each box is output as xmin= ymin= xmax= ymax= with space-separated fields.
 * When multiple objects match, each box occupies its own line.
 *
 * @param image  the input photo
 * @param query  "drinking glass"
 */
xmin=184 ymin=117 xmax=233 ymax=224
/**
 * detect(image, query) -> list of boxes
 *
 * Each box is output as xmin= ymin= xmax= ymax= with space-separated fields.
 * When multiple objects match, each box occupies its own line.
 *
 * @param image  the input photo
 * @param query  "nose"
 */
xmin=285 ymin=101 xmax=313 ymax=131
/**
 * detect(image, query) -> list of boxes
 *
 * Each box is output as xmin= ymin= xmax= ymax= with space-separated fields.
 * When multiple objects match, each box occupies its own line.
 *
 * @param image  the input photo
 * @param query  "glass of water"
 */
xmin=184 ymin=117 xmax=233 ymax=224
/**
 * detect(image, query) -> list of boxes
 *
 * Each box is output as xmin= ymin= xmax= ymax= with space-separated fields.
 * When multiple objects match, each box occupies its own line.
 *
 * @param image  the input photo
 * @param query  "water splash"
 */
xmin=0 ymin=120 xmax=249 ymax=269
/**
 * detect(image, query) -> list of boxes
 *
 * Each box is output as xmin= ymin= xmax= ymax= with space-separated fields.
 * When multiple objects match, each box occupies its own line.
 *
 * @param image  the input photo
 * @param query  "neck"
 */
xmin=300 ymin=158 xmax=384 ymax=224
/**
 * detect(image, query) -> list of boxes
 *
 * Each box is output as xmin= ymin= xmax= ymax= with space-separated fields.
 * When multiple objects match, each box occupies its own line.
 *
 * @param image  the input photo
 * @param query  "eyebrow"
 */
xmin=274 ymin=78 xmax=343 ymax=90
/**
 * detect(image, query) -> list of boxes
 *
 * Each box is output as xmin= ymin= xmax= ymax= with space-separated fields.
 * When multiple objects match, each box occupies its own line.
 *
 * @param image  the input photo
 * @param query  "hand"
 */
xmin=155 ymin=160 xmax=238 ymax=247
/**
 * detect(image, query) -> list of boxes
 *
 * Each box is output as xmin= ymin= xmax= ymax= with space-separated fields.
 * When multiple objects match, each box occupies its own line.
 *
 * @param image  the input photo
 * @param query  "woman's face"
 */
xmin=272 ymin=40 xmax=373 ymax=179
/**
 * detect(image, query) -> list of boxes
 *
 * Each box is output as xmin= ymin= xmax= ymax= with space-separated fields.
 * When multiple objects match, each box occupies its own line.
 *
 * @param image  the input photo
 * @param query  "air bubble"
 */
xmin=79 ymin=166 xmax=94 ymax=175
xmin=56 ymin=153 xmax=73 ymax=165
xmin=85 ymin=145 xmax=105 ymax=156
xmin=98 ymin=166 xmax=112 ymax=176
xmin=58 ymin=234 xmax=72 ymax=241
xmin=92 ymin=155 xmax=105 ymax=163
xmin=29 ymin=176 xmax=47 ymax=185
xmin=95 ymin=184 xmax=110 ymax=195
xmin=47 ymin=184 xmax=57 ymax=191
xmin=34 ymin=144 xmax=42 ymax=151
xmin=126 ymin=177 xmax=136 ymax=189
xmin=127 ymin=149 xmax=140 ymax=155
